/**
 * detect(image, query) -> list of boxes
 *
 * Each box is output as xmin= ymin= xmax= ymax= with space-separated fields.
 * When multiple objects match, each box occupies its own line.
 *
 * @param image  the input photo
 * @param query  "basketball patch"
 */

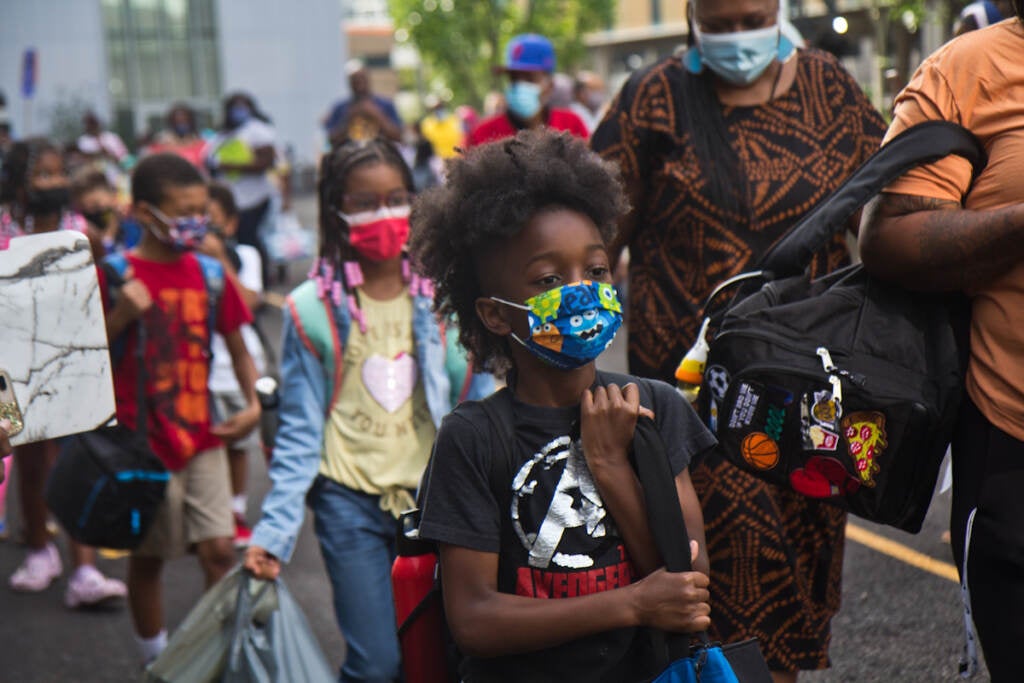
xmin=741 ymin=432 xmax=779 ymax=470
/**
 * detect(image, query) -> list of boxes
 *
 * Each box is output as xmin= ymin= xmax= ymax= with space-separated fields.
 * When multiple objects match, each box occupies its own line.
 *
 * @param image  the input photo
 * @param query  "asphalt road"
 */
xmin=0 ymin=194 xmax=990 ymax=681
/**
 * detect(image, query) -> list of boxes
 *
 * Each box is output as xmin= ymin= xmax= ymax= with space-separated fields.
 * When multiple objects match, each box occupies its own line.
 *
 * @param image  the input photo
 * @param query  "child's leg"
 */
xmin=0 ymin=455 xmax=10 ymax=537
xmin=228 ymin=446 xmax=248 ymax=516
xmin=127 ymin=554 xmax=164 ymax=637
xmin=126 ymin=470 xmax=184 ymax=661
xmin=14 ymin=440 xmax=56 ymax=549
xmin=309 ymin=477 xmax=401 ymax=683
xmin=196 ymin=537 xmax=235 ymax=588
xmin=127 ymin=555 xmax=168 ymax=663
xmin=183 ymin=447 xmax=236 ymax=587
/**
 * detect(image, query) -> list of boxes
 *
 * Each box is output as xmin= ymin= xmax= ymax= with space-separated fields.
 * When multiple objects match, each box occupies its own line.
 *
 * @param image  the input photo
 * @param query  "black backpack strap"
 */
xmin=758 ymin=121 xmax=987 ymax=278
xmin=98 ymin=257 xmax=148 ymax=440
xmin=632 ymin=414 xmax=706 ymax=661
xmin=632 ymin=415 xmax=693 ymax=573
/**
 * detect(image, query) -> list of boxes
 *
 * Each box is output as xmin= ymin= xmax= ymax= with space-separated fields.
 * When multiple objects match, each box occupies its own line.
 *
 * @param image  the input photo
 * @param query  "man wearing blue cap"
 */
xmin=467 ymin=34 xmax=589 ymax=147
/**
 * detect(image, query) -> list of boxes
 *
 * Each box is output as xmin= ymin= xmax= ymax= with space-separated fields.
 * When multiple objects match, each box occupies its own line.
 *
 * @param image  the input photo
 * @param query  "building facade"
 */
xmin=0 ymin=0 xmax=347 ymax=165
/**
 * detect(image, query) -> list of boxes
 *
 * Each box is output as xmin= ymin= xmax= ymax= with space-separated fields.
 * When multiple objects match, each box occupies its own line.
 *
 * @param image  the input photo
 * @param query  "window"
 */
xmin=344 ymin=0 xmax=391 ymax=25
xmin=102 ymin=0 xmax=222 ymax=141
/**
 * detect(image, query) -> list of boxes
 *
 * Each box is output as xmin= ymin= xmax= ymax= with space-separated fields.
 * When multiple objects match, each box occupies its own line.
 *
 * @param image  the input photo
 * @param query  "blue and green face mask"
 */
xmin=492 ymin=280 xmax=623 ymax=370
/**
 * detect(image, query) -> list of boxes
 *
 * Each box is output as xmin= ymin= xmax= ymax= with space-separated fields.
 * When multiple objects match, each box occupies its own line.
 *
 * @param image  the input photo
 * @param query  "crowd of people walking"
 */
xmin=2 ymin=2 xmax=1023 ymax=681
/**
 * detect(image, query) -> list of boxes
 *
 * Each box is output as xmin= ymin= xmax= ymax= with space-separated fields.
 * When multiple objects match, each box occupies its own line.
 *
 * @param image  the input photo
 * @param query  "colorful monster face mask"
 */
xmin=492 ymin=280 xmax=623 ymax=370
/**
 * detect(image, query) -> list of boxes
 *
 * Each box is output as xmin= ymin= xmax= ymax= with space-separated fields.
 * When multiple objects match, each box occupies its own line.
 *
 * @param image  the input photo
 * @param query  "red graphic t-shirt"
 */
xmin=99 ymin=252 xmax=252 ymax=470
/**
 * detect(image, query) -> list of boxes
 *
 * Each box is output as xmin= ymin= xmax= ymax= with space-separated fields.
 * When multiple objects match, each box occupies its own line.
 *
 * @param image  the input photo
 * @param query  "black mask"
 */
xmin=82 ymin=209 xmax=111 ymax=229
xmin=26 ymin=187 xmax=70 ymax=215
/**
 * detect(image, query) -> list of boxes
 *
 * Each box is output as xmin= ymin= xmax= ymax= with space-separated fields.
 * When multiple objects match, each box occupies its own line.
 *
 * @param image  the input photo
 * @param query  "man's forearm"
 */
xmin=860 ymin=193 xmax=1024 ymax=291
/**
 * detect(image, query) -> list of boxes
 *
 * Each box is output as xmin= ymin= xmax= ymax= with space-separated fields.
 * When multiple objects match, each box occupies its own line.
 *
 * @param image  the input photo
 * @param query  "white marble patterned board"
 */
xmin=0 ymin=231 xmax=116 ymax=446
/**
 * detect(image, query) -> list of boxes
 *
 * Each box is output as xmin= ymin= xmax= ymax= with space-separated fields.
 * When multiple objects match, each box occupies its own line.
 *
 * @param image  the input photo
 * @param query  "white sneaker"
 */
xmin=64 ymin=565 xmax=127 ymax=608
xmin=9 ymin=543 xmax=62 ymax=592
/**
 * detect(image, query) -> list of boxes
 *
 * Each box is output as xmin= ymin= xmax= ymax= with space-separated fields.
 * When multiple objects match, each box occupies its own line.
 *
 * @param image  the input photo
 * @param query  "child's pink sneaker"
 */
xmin=64 ymin=565 xmax=127 ymax=608
xmin=9 ymin=542 xmax=62 ymax=592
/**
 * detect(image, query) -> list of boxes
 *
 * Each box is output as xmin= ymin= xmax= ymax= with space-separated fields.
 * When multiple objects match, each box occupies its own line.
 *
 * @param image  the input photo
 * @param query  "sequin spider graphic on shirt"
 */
xmin=511 ymin=434 xmax=618 ymax=570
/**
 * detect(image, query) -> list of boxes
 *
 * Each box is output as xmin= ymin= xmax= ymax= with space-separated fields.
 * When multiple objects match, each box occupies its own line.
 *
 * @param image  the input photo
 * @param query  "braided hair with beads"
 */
xmin=310 ymin=137 xmax=424 ymax=332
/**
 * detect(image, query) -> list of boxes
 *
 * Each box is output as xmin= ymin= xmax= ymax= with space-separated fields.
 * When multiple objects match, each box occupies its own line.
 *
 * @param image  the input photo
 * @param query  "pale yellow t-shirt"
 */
xmin=884 ymin=19 xmax=1024 ymax=441
xmin=321 ymin=290 xmax=436 ymax=516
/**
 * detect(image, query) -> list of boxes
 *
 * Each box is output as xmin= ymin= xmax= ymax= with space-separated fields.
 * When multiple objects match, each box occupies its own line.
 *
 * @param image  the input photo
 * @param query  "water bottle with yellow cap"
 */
xmin=675 ymin=317 xmax=710 ymax=404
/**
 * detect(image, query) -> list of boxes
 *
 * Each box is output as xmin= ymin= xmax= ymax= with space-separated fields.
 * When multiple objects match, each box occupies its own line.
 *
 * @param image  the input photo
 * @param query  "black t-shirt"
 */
xmin=418 ymin=371 xmax=717 ymax=682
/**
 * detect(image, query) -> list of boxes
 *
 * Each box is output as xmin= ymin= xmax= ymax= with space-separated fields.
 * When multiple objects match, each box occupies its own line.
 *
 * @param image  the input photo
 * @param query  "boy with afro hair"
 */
xmin=410 ymin=130 xmax=716 ymax=681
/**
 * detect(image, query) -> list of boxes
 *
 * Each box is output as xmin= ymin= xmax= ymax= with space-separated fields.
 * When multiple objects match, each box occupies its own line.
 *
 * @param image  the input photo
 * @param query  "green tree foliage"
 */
xmin=389 ymin=0 xmax=615 ymax=108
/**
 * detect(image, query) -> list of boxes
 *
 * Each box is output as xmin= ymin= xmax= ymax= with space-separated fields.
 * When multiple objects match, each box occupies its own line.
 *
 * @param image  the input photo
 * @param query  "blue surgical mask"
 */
xmin=690 ymin=25 xmax=781 ymax=86
xmin=229 ymin=104 xmax=252 ymax=127
xmin=505 ymin=81 xmax=543 ymax=120
xmin=492 ymin=280 xmax=623 ymax=371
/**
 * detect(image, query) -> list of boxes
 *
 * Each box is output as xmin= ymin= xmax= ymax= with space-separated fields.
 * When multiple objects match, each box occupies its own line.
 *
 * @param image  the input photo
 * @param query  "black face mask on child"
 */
xmin=26 ymin=187 xmax=71 ymax=215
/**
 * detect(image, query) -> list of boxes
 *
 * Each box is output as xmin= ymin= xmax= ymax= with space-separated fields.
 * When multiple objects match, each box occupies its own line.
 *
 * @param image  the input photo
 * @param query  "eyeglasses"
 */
xmin=341 ymin=190 xmax=413 ymax=214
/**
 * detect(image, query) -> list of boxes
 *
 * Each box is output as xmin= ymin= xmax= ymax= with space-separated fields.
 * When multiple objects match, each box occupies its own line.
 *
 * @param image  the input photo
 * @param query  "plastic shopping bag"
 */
xmin=143 ymin=567 xmax=262 ymax=682
xmin=143 ymin=567 xmax=334 ymax=683
xmin=264 ymin=211 xmax=314 ymax=264
xmin=222 ymin=572 xmax=335 ymax=683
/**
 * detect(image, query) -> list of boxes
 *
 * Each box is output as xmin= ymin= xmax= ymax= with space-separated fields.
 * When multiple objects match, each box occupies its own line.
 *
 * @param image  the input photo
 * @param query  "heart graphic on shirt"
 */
xmin=361 ymin=353 xmax=417 ymax=413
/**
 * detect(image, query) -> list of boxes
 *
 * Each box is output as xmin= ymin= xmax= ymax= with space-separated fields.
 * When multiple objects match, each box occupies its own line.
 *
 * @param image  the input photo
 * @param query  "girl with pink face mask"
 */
xmin=244 ymin=138 xmax=493 ymax=682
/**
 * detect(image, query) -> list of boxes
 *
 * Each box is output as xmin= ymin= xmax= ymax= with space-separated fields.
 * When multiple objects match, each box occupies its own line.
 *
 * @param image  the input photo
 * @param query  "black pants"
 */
xmin=237 ymin=198 xmax=271 ymax=288
xmin=951 ymin=396 xmax=1024 ymax=682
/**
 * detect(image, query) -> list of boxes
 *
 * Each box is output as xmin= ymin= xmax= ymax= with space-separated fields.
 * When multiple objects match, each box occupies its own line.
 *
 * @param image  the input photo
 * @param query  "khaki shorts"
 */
xmin=210 ymin=389 xmax=260 ymax=452
xmin=133 ymin=447 xmax=234 ymax=560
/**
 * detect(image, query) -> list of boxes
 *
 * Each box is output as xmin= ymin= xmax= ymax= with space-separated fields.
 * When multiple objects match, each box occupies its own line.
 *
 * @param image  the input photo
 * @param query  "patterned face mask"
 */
xmin=492 ymin=280 xmax=623 ymax=370
xmin=147 ymin=206 xmax=210 ymax=252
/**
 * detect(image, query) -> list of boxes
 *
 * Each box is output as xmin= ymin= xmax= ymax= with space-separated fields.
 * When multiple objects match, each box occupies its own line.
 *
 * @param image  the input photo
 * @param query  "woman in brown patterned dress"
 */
xmin=591 ymin=1 xmax=885 ymax=681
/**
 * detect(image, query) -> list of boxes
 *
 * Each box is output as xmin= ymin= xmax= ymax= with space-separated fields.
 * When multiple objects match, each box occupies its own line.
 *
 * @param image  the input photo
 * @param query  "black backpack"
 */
xmin=45 ymin=319 xmax=169 ymax=549
xmin=694 ymin=121 xmax=987 ymax=533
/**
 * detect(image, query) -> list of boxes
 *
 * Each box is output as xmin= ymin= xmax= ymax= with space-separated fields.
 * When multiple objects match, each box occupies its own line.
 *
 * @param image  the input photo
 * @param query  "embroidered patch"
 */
xmin=801 ymin=392 xmax=841 ymax=451
xmin=706 ymin=365 xmax=731 ymax=402
xmin=741 ymin=432 xmax=779 ymax=470
xmin=811 ymin=389 xmax=841 ymax=426
xmin=765 ymin=406 xmax=785 ymax=441
xmin=728 ymin=382 xmax=761 ymax=430
xmin=808 ymin=425 xmax=840 ymax=451
xmin=841 ymin=411 xmax=887 ymax=488
xmin=789 ymin=455 xmax=860 ymax=499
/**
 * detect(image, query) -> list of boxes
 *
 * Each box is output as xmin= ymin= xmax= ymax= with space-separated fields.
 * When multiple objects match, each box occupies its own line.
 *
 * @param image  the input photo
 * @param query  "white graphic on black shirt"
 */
xmin=510 ymin=435 xmax=609 ymax=569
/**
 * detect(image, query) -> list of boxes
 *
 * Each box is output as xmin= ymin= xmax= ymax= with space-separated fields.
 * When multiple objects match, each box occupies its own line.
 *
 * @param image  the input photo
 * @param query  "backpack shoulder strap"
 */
xmin=103 ymin=252 xmax=129 ymax=286
xmin=593 ymin=370 xmax=655 ymax=410
xmin=287 ymin=280 xmax=343 ymax=411
xmin=759 ymin=121 xmax=988 ymax=278
xmin=102 ymin=253 xmax=131 ymax=364
xmin=194 ymin=253 xmax=224 ymax=340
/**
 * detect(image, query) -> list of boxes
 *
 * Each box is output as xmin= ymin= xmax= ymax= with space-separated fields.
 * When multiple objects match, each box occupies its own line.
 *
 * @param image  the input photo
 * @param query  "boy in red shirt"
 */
xmin=466 ymin=33 xmax=589 ymax=147
xmin=100 ymin=153 xmax=260 ymax=663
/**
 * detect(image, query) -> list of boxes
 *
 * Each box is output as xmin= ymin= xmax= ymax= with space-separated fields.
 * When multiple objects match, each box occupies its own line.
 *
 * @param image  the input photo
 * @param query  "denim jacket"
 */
xmin=251 ymin=279 xmax=494 ymax=562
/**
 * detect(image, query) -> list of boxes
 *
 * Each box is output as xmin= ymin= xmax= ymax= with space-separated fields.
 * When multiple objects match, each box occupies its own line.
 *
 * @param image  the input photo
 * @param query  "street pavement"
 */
xmin=0 ymin=193 xmax=989 ymax=681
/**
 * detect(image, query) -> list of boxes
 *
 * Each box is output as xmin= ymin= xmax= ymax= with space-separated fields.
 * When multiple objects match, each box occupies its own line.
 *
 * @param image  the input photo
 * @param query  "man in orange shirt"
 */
xmin=860 ymin=14 xmax=1024 ymax=682
xmin=466 ymin=34 xmax=589 ymax=147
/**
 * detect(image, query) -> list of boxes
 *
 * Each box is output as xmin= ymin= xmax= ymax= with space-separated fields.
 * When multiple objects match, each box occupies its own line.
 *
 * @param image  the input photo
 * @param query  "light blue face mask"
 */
xmin=684 ymin=24 xmax=794 ymax=86
xmin=505 ymin=80 xmax=543 ymax=119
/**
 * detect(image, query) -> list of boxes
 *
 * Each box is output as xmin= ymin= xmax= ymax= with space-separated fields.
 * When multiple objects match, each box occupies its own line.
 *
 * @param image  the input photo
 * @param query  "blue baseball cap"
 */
xmin=503 ymin=34 xmax=556 ymax=73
